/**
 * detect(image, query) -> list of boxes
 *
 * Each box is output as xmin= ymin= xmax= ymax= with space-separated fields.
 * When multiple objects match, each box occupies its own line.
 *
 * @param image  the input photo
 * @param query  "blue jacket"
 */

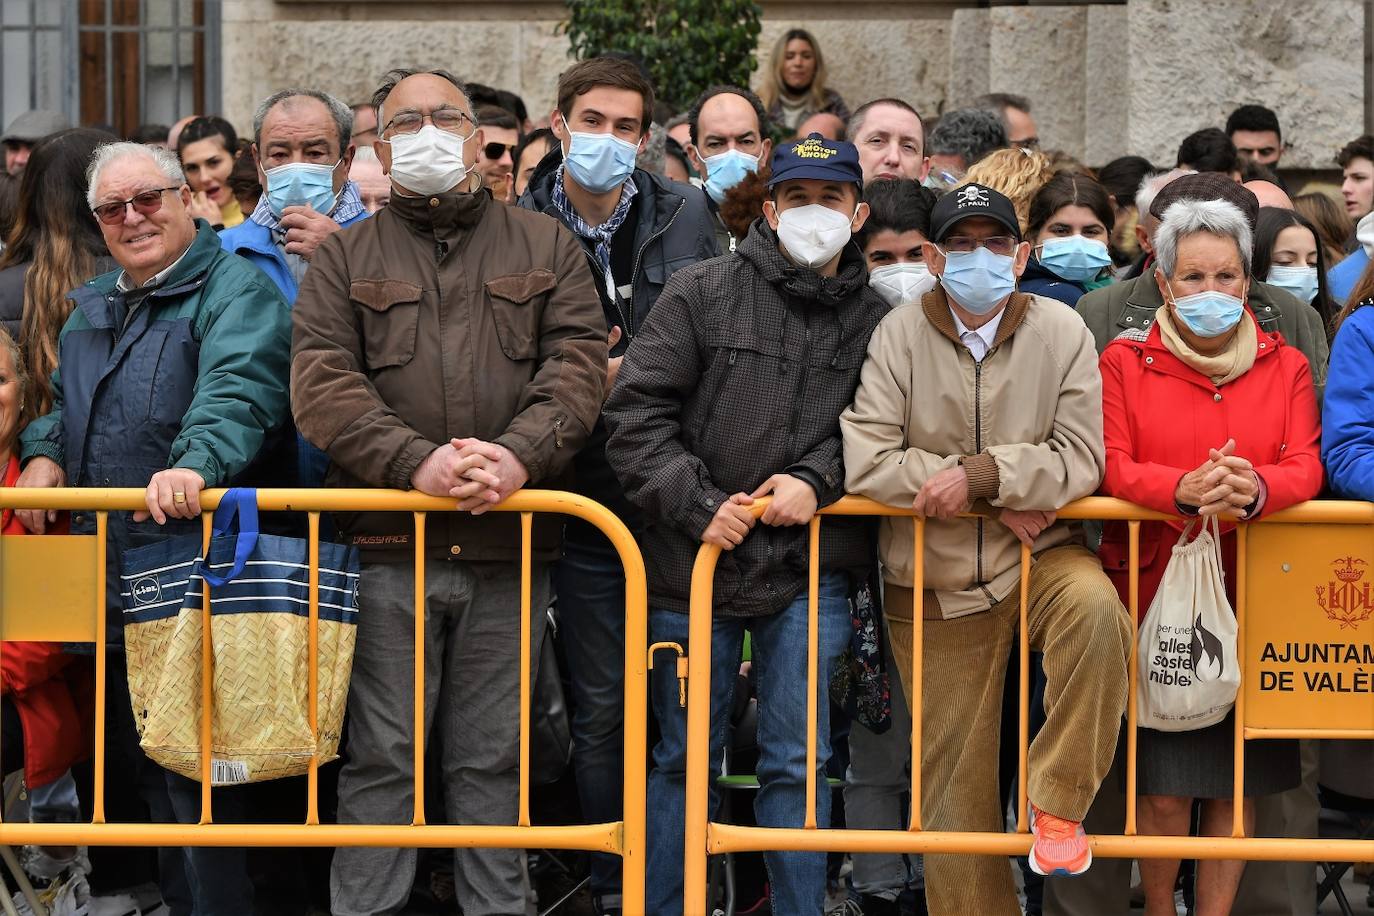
xmin=1322 ymin=301 xmax=1374 ymax=499
xmin=219 ymin=209 xmax=369 ymax=302
xmin=1019 ymin=256 xmax=1090 ymax=307
xmin=1327 ymin=248 xmax=1368 ymax=304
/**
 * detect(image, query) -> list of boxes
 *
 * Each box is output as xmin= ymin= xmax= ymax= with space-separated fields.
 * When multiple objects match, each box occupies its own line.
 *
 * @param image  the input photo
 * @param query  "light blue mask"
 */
xmin=1266 ymin=265 xmax=1319 ymax=304
xmin=1038 ymin=235 xmax=1112 ymax=283
xmin=264 ymin=160 xmax=340 ymax=217
xmin=564 ymin=130 xmax=639 ymax=194
xmin=702 ymin=149 xmax=760 ymax=203
xmin=1169 ymin=286 xmax=1247 ymax=337
xmin=939 ymin=247 xmax=1017 ymax=314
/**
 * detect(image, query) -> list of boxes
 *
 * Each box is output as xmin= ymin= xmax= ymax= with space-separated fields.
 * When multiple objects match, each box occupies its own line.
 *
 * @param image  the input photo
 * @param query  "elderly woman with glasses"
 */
xmin=1096 ymin=196 xmax=1322 ymax=916
xmin=15 ymin=140 xmax=292 ymax=915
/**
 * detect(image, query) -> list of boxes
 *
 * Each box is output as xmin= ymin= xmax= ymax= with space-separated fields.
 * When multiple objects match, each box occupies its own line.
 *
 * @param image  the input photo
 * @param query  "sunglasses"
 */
xmin=92 ymin=186 xmax=181 ymax=226
xmin=482 ymin=142 xmax=516 ymax=161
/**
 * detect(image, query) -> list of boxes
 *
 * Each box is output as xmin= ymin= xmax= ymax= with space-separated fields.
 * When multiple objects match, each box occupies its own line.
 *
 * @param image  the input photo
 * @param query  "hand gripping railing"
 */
xmin=681 ymin=495 xmax=1374 ymax=915
xmin=0 ymin=488 xmax=649 ymax=913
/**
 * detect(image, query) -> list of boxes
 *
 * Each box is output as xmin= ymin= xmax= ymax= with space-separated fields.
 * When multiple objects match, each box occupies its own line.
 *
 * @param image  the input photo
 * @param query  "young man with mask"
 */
xmin=841 ymin=184 xmax=1132 ymax=916
xmin=685 ymin=84 xmax=773 ymax=253
xmin=291 ymin=68 xmax=607 ymax=916
xmin=604 ymin=133 xmax=889 ymax=916
xmin=516 ymin=55 xmax=718 ymax=916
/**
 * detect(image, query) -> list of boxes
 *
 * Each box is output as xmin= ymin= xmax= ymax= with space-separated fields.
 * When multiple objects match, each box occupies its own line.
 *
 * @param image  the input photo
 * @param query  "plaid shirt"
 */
xmin=550 ymin=165 xmax=637 ymax=301
xmin=249 ymin=178 xmax=365 ymax=231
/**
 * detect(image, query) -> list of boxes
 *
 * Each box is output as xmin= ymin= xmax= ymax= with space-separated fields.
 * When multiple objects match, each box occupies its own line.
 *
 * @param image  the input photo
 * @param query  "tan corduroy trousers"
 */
xmin=885 ymin=544 xmax=1132 ymax=916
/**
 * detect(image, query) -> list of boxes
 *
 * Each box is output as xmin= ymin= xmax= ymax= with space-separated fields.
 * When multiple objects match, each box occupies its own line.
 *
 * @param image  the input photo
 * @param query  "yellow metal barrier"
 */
xmin=682 ymin=496 xmax=1374 ymax=915
xmin=0 ymin=488 xmax=649 ymax=913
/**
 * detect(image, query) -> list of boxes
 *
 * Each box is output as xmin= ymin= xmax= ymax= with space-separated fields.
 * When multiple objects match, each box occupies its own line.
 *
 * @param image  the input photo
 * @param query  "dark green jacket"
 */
xmin=1076 ymin=274 xmax=1328 ymax=393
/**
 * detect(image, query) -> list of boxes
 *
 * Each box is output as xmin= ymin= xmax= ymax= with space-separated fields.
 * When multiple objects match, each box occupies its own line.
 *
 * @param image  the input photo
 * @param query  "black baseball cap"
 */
xmin=929 ymin=183 xmax=1022 ymax=242
xmin=768 ymin=133 xmax=863 ymax=190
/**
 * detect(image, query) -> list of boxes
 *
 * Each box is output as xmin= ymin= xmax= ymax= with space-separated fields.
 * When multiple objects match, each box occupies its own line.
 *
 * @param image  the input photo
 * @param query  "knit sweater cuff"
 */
xmin=960 ymin=452 xmax=1001 ymax=501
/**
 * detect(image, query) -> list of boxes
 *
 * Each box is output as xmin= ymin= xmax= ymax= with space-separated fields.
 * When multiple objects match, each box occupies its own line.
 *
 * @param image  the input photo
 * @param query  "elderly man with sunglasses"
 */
xmin=841 ymin=183 xmax=1132 ymax=916
xmin=17 ymin=140 xmax=291 ymax=915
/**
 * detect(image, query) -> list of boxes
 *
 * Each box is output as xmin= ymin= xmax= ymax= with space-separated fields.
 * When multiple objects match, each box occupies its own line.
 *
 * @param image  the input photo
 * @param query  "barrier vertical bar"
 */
xmin=1016 ymin=543 xmax=1030 ymax=833
xmin=306 ymin=511 xmax=320 ymax=826
xmin=908 ymin=516 xmax=925 ymax=831
xmin=518 ymin=512 xmax=533 ymax=829
xmin=805 ymin=516 xmax=820 ymax=830
xmin=1232 ymin=522 xmax=1247 ymax=836
xmin=200 ymin=513 xmax=214 ymax=821
xmin=1125 ymin=520 xmax=1140 ymax=836
xmin=413 ymin=512 xmax=427 ymax=827
xmin=683 ymin=543 xmax=719 ymax=916
xmin=93 ymin=510 xmax=108 ymax=823
xmin=618 ymin=515 xmax=649 ymax=913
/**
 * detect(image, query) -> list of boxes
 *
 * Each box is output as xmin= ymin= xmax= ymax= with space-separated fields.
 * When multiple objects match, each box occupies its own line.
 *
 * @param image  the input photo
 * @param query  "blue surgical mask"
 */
xmin=938 ymin=247 xmax=1017 ymax=314
xmin=564 ymin=129 xmax=639 ymax=194
xmin=264 ymin=160 xmax=340 ymax=217
xmin=1166 ymin=279 xmax=1247 ymax=337
xmin=702 ymin=149 xmax=759 ymax=203
xmin=1266 ymin=265 xmax=1320 ymax=304
xmin=1038 ymin=235 xmax=1111 ymax=283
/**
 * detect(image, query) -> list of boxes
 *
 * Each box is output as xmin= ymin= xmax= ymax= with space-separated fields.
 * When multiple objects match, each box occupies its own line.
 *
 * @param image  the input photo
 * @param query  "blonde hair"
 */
xmin=959 ymin=148 xmax=1055 ymax=233
xmin=759 ymin=29 xmax=830 ymax=115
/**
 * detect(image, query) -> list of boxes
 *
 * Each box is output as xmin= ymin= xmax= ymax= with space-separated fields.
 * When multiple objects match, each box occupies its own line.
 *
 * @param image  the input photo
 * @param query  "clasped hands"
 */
xmin=1174 ymin=437 xmax=1260 ymax=519
xmin=411 ymin=438 xmax=530 ymax=515
xmin=701 ymin=473 xmax=819 ymax=550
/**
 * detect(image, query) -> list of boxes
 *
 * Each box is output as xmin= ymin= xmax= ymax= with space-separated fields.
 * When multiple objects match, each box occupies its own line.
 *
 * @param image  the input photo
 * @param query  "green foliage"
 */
xmin=562 ymin=0 xmax=763 ymax=113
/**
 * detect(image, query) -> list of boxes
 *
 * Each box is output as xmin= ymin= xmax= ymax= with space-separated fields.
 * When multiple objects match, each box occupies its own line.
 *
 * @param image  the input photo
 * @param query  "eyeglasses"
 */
xmin=940 ymin=235 xmax=1018 ymax=256
xmin=91 ymin=187 xmax=181 ymax=226
xmin=383 ymin=109 xmax=472 ymax=136
xmin=482 ymin=142 xmax=516 ymax=160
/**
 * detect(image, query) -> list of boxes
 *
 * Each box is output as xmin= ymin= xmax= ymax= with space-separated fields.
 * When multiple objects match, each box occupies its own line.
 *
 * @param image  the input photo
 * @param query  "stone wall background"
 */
xmin=222 ymin=0 xmax=1368 ymax=170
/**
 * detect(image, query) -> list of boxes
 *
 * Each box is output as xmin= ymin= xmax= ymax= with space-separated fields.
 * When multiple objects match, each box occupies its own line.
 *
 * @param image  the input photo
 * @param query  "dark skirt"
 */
xmin=1131 ymin=710 xmax=1300 ymax=799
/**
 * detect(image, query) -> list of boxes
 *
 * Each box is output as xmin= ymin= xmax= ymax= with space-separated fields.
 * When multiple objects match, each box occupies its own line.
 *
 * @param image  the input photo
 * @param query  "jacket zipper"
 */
xmin=626 ymin=197 xmax=686 ymax=339
xmin=700 ymin=348 xmax=737 ymax=433
xmin=974 ymin=359 xmax=985 ymax=586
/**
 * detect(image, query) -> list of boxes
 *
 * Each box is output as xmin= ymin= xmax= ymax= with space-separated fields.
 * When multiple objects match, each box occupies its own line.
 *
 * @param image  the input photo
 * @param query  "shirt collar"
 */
xmin=249 ymin=179 xmax=365 ymax=233
xmin=950 ymin=306 xmax=1003 ymax=347
xmin=116 ymin=242 xmax=193 ymax=293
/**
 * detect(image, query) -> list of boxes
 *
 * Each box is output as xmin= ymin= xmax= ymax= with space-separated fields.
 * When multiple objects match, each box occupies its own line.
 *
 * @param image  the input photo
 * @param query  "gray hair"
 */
xmin=253 ymin=88 xmax=353 ymax=152
xmin=1134 ymin=167 xmax=1197 ymax=221
xmin=1153 ymin=197 xmax=1253 ymax=279
xmin=86 ymin=141 xmax=185 ymax=209
xmin=926 ymin=108 xmax=1007 ymax=169
xmin=370 ymin=68 xmax=470 ymax=130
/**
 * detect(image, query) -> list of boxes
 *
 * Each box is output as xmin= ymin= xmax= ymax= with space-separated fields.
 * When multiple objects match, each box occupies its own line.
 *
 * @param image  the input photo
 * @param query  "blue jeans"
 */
xmin=645 ymin=571 xmax=852 ymax=916
xmin=554 ymin=535 xmax=627 ymax=906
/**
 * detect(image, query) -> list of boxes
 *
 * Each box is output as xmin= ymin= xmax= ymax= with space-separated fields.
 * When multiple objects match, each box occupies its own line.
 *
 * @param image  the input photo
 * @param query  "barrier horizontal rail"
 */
xmin=682 ymin=495 xmax=1374 ymax=915
xmin=0 ymin=487 xmax=649 ymax=913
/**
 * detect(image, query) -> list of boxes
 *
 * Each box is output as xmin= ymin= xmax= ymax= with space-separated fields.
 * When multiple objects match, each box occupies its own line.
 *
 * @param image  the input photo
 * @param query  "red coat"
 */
xmin=1097 ymin=320 xmax=1323 ymax=619
xmin=0 ymin=456 xmax=89 ymax=788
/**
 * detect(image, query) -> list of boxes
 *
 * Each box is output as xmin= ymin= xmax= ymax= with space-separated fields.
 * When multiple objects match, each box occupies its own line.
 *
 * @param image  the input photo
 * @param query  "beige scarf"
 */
xmin=1155 ymin=305 xmax=1257 ymax=386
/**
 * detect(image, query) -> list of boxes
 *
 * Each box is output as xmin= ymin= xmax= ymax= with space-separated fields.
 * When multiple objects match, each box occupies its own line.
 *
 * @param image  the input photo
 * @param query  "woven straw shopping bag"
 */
xmin=119 ymin=489 xmax=359 ymax=784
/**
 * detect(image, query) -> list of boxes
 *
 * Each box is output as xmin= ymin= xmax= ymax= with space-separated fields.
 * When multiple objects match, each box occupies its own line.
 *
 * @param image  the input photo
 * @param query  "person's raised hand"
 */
xmin=751 ymin=474 xmax=818 ymax=527
xmin=702 ymin=493 xmax=756 ymax=549
xmin=913 ymin=466 xmax=970 ymax=519
xmin=187 ymin=190 xmax=221 ymax=224
xmin=280 ymin=206 xmax=341 ymax=260
xmin=15 ymin=456 xmax=66 ymax=533
xmin=133 ymin=468 xmax=207 ymax=524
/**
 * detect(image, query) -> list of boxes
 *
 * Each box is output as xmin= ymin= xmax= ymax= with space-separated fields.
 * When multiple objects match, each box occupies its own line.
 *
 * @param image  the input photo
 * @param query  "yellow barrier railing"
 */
xmin=682 ymin=496 xmax=1374 ymax=915
xmin=0 ymin=488 xmax=649 ymax=913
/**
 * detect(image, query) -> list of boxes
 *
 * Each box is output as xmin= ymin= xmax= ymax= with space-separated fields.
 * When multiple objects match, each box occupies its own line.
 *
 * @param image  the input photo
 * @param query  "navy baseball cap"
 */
xmin=929 ymin=182 xmax=1022 ymax=242
xmin=767 ymin=133 xmax=863 ymax=190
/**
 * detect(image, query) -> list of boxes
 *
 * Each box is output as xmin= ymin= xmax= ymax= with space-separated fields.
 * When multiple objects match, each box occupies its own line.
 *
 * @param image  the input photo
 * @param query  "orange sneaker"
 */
xmin=1029 ymin=804 xmax=1092 ymax=877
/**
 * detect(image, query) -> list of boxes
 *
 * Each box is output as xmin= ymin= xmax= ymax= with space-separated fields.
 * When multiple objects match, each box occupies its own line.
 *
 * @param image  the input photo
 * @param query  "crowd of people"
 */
xmin=0 ymin=24 xmax=1373 ymax=916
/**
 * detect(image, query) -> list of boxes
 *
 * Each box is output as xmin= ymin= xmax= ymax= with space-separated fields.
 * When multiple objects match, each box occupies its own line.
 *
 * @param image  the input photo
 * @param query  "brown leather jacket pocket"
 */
xmin=486 ymin=269 xmax=556 ymax=360
xmin=351 ymin=279 xmax=422 ymax=369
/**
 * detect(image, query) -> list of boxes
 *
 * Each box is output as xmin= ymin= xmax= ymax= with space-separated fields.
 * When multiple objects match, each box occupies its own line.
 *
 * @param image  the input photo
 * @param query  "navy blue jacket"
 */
xmin=1019 ymin=256 xmax=1090 ymax=308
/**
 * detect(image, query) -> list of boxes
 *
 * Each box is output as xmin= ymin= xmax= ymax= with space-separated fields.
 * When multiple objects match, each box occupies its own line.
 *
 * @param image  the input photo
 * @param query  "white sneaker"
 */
xmin=85 ymin=892 xmax=139 ymax=916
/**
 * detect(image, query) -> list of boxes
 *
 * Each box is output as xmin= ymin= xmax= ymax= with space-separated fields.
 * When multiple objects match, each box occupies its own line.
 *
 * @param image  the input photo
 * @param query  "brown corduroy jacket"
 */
xmin=841 ymin=288 xmax=1105 ymax=619
xmin=291 ymin=186 xmax=607 ymax=561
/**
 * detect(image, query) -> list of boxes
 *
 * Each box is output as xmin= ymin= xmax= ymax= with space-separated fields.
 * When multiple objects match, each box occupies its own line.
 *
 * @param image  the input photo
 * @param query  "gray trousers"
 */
xmin=1042 ymin=739 xmax=1320 ymax=916
xmin=330 ymin=559 xmax=549 ymax=916
xmin=844 ymin=626 xmax=917 ymax=898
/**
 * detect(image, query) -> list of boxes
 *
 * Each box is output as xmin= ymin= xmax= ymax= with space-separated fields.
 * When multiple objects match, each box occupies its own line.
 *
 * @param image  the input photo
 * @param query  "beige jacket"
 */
xmin=840 ymin=288 xmax=1105 ymax=619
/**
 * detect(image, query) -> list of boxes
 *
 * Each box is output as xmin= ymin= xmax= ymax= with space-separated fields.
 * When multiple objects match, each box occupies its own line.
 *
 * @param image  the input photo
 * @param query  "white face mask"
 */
xmin=382 ymin=124 xmax=471 ymax=195
xmin=775 ymin=203 xmax=856 ymax=269
xmin=869 ymin=262 xmax=937 ymax=306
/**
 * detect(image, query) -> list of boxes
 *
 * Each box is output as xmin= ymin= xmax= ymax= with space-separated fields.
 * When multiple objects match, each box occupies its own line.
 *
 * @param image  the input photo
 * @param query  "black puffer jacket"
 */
xmin=605 ymin=220 xmax=889 ymax=617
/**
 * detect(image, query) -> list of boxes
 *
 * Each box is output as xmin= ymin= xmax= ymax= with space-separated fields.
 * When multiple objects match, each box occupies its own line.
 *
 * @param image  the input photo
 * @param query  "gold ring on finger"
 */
xmin=173 ymin=492 xmax=187 ymax=504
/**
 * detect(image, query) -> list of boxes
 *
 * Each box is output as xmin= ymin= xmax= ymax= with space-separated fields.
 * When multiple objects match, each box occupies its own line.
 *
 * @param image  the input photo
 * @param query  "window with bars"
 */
xmin=0 ymin=0 xmax=219 ymax=138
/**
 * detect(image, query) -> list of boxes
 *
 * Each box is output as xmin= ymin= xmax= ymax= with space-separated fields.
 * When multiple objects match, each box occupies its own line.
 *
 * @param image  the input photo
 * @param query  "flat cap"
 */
xmin=1149 ymin=172 xmax=1259 ymax=230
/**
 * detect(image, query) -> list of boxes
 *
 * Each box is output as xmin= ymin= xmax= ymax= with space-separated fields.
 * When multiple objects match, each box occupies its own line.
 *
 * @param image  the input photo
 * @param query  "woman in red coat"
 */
xmin=1097 ymin=196 xmax=1322 ymax=916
